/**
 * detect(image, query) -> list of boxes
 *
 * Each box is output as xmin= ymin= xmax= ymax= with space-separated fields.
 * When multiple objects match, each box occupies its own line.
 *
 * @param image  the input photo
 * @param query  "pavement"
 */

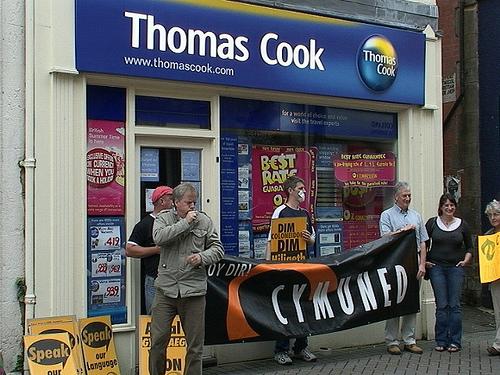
xmin=203 ymin=305 xmax=498 ymax=375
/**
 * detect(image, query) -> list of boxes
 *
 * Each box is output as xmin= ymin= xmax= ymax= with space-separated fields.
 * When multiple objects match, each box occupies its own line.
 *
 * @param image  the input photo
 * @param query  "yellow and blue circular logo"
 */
xmin=357 ymin=35 xmax=398 ymax=91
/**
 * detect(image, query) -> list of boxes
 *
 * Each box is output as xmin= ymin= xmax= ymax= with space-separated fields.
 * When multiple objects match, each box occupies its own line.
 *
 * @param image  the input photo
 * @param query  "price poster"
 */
xmin=87 ymin=217 xmax=127 ymax=324
xmin=91 ymin=252 xmax=123 ymax=278
xmin=89 ymin=224 xmax=121 ymax=251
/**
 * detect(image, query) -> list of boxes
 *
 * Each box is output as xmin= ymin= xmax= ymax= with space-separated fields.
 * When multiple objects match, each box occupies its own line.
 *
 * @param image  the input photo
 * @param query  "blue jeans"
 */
xmin=144 ymin=275 xmax=156 ymax=315
xmin=428 ymin=264 xmax=465 ymax=347
xmin=275 ymin=337 xmax=308 ymax=354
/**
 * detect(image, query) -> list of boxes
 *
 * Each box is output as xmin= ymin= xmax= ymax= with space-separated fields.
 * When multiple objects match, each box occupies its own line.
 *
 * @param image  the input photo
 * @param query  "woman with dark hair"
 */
xmin=425 ymin=193 xmax=473 ymax=353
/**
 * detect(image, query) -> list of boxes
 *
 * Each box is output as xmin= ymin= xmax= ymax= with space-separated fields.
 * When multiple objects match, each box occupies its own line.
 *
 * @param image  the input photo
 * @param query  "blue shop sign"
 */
xmin=76 ymin=0 xmax=425 ymax=105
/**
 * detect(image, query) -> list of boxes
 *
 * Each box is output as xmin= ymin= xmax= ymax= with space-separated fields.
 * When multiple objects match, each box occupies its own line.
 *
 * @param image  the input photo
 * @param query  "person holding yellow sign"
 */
xmin=266 ymin=175 xmax=316 ymax=365
xmin=482 ymin=199 xmax=500 ymax=356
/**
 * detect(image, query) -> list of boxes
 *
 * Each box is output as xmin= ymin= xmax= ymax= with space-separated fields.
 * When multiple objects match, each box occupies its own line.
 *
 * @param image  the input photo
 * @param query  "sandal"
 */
xmin=434 ymin=346 xmax=446 ymax=352
xmin=487 ymin=346 xmax=500 ymax=356
xmin=448 ymin=344 xmax=460 ymax=353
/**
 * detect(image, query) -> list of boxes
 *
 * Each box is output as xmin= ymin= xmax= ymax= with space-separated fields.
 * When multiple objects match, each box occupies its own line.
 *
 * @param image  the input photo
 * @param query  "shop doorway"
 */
xmin=135 ymin=141 xmax=207 ymax=314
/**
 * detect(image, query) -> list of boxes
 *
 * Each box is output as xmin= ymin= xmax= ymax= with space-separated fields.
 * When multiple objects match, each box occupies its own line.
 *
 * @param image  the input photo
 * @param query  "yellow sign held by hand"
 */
xmin=478 ymin=233 xmax=500 ymax=283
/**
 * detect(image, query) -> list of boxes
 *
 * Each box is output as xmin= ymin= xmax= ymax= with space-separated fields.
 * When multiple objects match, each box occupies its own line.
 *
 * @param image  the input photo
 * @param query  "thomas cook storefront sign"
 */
xmin=75 ymin=0 xmax=425 ymax=105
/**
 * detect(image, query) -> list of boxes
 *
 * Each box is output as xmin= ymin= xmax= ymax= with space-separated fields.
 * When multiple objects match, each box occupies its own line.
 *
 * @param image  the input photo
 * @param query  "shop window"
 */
xmin=220 ymin=97 xmax=397 ymax=258
xmin=86 ymin=85 xmax=127 ymax=324
xmin=135 ymin=96 xmax=211 ymax=129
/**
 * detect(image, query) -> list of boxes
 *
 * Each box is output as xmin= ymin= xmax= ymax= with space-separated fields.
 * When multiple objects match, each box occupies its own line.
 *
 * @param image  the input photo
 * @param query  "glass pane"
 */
xmin=220 ymin=97 xmax=397 ymax=258
xmin=135 ymin=96 xmax=210 ymax=129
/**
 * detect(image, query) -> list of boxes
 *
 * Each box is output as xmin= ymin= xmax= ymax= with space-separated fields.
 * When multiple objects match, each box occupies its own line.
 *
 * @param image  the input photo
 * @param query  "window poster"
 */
xmin=181 ymin=149 xmax=201 ymax=181
xmin=141 ymin=148 xmax=159 ymax=182
xmin=341 ymin=187 xmax=384 ymax=250
xmin=251 ymin=145 xmax=317 ymax=233
xmin=220 ymin=135 xmax=239 ymax=255
xmin=253 ymin=234 xmax=268 ymax=260
xmin=333 ymin=152 xmax=396 ymax=188
xmin=145 ymin=188 xmax=155 ymax=213
xmin=87 ymin=120 xmax=125 ymax=216
xmin=316 ymin=222 xmax=343 ymax=256
xmin=87 ymin=216 xmax=127 ymax=324
xmin=238 ymin=221 xmax=252 ymax=258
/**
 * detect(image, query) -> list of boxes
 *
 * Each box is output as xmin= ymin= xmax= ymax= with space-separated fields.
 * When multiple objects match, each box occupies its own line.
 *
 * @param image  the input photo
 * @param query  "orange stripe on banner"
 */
xmin=226 ymin=263 xmax=337 ymax=341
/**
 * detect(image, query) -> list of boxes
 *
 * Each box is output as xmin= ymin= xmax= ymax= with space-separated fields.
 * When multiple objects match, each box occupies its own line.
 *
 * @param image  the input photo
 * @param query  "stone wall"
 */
xmin=0 ymin=0 xmax=25 ymax=373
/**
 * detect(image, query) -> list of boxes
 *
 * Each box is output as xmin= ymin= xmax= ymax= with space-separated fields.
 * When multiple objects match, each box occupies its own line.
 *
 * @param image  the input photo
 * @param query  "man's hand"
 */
xmin=398 ymin=224 xmax=416 ymax=233
xmin=186 ymin=253 xmax=202 ymax=267
xmin=301 ymin=230 xmax=313 ymax=244
xmin=417 ymin=264 xmax=426 ymax=280
xmin=186 ymin=210 xmax=198 ymax=223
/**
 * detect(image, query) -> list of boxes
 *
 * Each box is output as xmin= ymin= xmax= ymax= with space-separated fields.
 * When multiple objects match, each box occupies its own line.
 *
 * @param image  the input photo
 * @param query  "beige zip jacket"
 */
xmin=153 ymin=209 xmax=224 ymax=298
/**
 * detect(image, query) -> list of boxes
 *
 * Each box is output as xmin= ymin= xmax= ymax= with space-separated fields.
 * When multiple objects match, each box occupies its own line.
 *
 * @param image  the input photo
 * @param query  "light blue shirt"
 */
xmin=379 ymin=204 xmax=429 ymax=250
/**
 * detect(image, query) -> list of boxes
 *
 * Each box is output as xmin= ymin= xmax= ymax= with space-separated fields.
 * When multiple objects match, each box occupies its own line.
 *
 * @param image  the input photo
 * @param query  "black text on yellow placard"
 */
xmin=139 ymin=315 xmax=186 ymax=375
xmin=79 ymin=315 xmax=121 ymax=375
xmin=270 ymin=217 xmax=307 ymax=261
xmin=28 ymin=316 xmax=85 ymax=375
xmin=24 ymin=332 xmax=80 ymax=375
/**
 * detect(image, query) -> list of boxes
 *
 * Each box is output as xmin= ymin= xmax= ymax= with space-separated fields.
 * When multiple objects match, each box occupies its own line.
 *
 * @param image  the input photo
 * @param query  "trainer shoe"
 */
xmin=404 ymin=344 xmax=423 ymax=354
xmin=294 ymin=347 xmax=317 ymax=362
xmin=387 ymin=345 xmax=402 ymax=355
xmin=274 ymin=351 xmax=293 ymax=365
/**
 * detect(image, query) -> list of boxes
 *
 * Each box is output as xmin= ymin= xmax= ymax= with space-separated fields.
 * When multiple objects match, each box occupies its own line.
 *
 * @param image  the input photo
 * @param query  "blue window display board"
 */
xmin=87 ymin=216 xmax=127 ymax=324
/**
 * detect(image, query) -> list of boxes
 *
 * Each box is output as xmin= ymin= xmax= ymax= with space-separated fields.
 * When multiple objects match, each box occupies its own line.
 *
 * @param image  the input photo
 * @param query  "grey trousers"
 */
xmin=491 ymin=279 xmax=500 ymax=350
xmin=149 ymin=292 xmax=206 ymax=375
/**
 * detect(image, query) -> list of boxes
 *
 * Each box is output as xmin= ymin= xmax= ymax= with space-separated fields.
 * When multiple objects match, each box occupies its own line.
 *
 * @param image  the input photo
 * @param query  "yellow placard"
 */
xmin=269 ymin=217 xmax=307 ymax=261
xmin=24 ymin=332 xmax=79 ymax=375
xmin=28 ymin=316 xmax=85 ymax=375
xmin=79 ymin=315 xmax=121 ymax=375
xmin=478 ymin=233 xmax=500 ymax=283
xmin=139 ymin=315 xmax=186 ymax=375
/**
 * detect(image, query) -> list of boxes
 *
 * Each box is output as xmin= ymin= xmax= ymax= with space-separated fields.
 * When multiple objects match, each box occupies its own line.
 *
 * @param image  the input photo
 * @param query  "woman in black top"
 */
xmin=425 ymin=193 xmax=473 ymax=353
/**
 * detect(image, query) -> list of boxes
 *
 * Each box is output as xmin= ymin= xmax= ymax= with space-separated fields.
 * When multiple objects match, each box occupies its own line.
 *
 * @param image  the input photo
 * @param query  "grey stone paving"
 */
xmin=203 ymin=306 xmax=498 ymax=374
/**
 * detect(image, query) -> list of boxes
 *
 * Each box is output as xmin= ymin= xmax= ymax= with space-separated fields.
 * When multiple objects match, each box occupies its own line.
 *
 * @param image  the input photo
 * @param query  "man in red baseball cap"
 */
xmin=151 ymin=186 xmax=173 ymax=205
xmin=126 ymin=185 xmax=173 ymax=314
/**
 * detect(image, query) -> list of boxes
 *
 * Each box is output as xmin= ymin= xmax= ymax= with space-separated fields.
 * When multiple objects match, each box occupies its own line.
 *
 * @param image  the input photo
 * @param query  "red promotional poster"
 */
xmin=87 ymin=120 xmax=125 ymax=216
xmin=341 ymin=187 xmax=384 ymax=250
xmin=251 ymin=145 xmax=317 ymax=232
xmin=333 ymin=152 xmax=396 ymax=188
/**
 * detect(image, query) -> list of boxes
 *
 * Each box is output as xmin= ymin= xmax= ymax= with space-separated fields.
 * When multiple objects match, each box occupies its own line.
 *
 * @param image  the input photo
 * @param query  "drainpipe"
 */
xmin=21 ymin=0 xmax=37 ymax=326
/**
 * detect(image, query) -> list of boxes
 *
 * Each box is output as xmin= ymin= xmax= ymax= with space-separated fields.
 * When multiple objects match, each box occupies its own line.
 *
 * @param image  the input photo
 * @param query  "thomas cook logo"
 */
xmin=357 ymin=35 xmax=398 ymax=91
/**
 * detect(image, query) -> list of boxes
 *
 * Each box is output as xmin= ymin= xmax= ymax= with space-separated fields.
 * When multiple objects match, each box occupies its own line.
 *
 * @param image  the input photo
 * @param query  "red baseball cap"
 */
xmin=151 ymin=186 xmax=173 ymax=203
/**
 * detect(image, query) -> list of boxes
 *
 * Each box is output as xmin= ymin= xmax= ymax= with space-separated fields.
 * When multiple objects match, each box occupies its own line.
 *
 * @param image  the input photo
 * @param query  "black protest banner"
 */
xmin=205 ymin=230 xmax=419 ymax=345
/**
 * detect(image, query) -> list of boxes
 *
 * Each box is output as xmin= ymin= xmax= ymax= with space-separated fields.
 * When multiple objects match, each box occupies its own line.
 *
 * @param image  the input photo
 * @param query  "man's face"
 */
xmin=289 ymin=182 xmax=306 ymax=203
xmin=395 ymin=188 xmax=411 ymax=211
xmin=175 ymin=191 xmax=197 ymax=218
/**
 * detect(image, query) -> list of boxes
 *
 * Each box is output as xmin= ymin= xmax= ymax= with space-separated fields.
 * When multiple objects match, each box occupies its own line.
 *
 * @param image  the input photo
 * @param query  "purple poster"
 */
xmin=87 ymin=120 xmax=126 ymax=215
